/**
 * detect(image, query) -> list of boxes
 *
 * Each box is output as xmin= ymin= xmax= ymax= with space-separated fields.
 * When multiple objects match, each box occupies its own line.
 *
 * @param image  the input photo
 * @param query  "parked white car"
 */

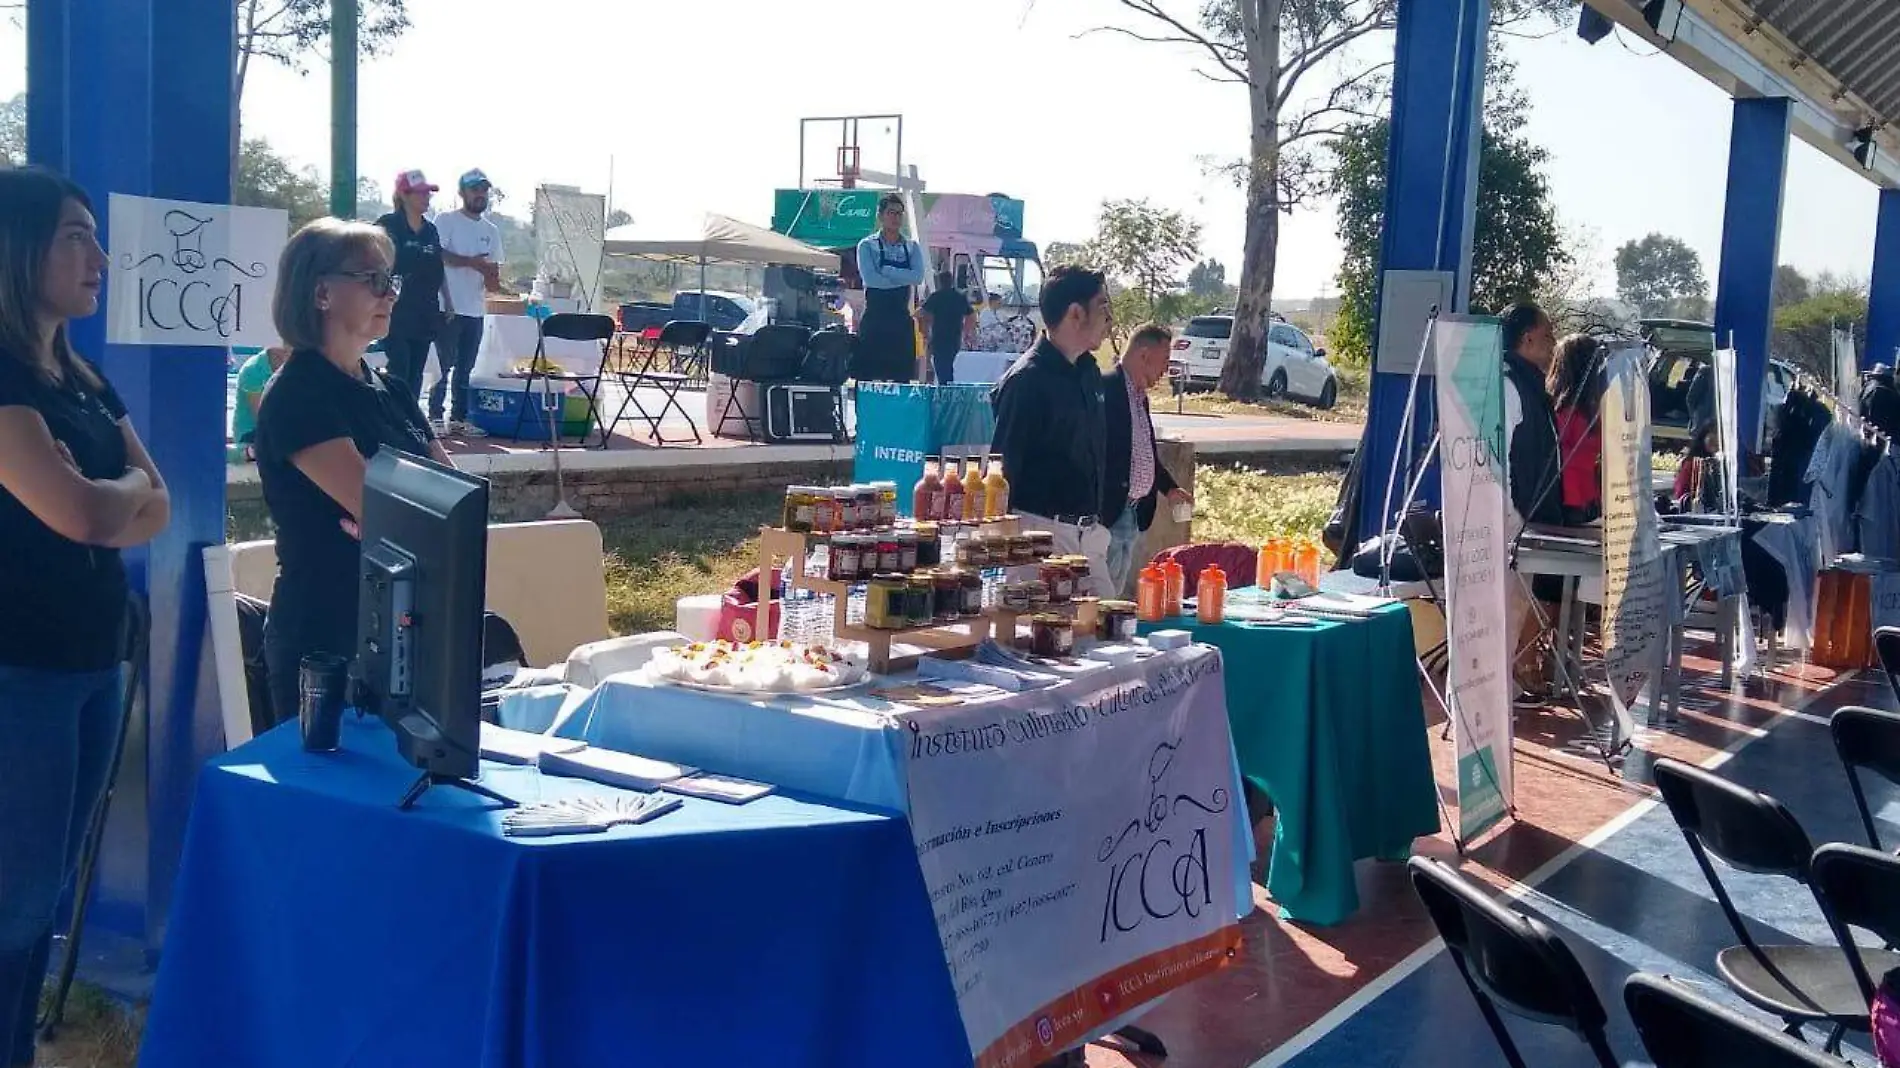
xmin=1172 ymin=315 xmax=1339 ymax=408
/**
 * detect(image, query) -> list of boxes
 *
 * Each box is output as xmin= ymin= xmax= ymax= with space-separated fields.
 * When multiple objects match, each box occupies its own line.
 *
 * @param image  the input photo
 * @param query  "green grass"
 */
xmin=598 ymin=491 xmax=782 ymax=635
xmin=37 ymin=982 xmax=141 ymax=1068
xmin=1150 ymin=361 xmax=1369 ymax=424
xmin=1192 ymin=462 xmax=1344 ymax=555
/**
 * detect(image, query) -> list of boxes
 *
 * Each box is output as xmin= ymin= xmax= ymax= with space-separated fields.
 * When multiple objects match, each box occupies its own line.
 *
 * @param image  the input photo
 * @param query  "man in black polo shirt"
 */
xmin=990 ymin=265 xmax=1115 ymax=597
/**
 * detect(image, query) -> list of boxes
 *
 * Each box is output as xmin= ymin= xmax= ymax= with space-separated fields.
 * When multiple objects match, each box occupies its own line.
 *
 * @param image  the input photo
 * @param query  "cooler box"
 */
xmin=467 ymin=376 xmax=595 ymax=441
xmin=765 ymin=384 xmax=843 ymax=443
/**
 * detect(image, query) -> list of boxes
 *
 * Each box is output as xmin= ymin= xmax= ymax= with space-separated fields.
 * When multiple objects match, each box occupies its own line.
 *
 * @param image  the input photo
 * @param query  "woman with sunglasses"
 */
xmin=0 ymin=166 xmax=170 ymax=1065
xmin=253 ymin=218 xmax=454 ymax=725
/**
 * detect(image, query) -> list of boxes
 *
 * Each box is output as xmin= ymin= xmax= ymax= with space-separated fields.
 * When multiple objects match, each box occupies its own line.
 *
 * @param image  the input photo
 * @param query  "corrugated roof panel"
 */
xmin=1749 ymin=0 xmax=1900 ymax=121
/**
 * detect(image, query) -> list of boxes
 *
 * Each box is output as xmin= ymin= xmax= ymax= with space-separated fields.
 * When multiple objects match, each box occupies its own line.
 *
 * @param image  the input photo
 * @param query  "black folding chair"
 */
xmin=1810 ymin=843 xmax=1900 ymax=998
xmin=802 ymin=328 xmax=854 ymax=443
xmin=504 ymin=313 xmax=614 ymax=448
xmin=1406 ymin=857 xmax=1618 ymax=1068
xmin=1623 ymin=973 xmax=1840 ymax=1068
xmin=1876 ymin=626 xmax=1900 ymax=707
xmin=1830 ymin=705 xmax=1900 ymax=852
xmin=608 ymin=319 xmax=706 ymax=447
xmin=716 ymin=324 xmax=811 ymax=443
xmin=1651 ymin=758 xmax=1867 ymax=1052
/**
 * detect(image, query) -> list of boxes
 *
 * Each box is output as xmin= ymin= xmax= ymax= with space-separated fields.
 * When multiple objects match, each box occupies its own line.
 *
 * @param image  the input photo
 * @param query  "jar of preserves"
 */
xmin=782 ymin=485 xmax=813 ymax=533
xmin=1063 ymin=554 xmax=1092 ymax=584
xmin=875 ymin=530 xmax=901 ymax=573
xmin=933 ymin=569 xmax=962 ymax=623
xmin=831 ymin=488 xmax=857 ymax=532
xmin=1040 ymin=561 xmax=1074 ymax=603
xmin=906 ymin=574 xmax=936 ymax=628
xmin=1030 ymin=614 xmax=1076 ymax=658
xmin=1007 ymin=535 xmax=1034 ymax=566
xmin=1002 ymin=583 xmax=1033 ymax=613
xmin=1099 ymin=600 xmax=1139 ymax=642
xmin=1026 ymin=531 xmax=1056 ymax=560
xmin=865 ymin=574 xmax=907 ymax=630
xmin=1027 ymin=580 xmax=1052 ymax=610
xmin=871 ymin=481 xmax=899 ymax=527
xmin=855 ymin=484 xmax=879 ymax=530
xmin=812 ymin=488 xmax=840 ymax=534
xmin=831 ymin=535 xmax=864 ymax=583
xmin=913 ymin=522 xmax=941 ymax=568
xmin=896 ymin=529 xmax=919 ymax=572
xmin=959 ymin=570 xmax=984 ymax=617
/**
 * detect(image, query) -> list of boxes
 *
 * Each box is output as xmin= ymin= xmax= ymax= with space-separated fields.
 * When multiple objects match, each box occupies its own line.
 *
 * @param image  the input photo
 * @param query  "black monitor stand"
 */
xmin=397 ymin=772 xmax=518 ymax=811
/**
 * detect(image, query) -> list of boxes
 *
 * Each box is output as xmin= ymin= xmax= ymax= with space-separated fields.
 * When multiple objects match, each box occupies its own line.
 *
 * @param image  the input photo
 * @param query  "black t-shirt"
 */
xmin=377 ymin=211 xmax=446 ymax=340
xmin=253 ymin=351 xmax=436 ymax=655
xmin=921 ymin=288 xmax=972 ymax=356
xmin=0 ymin=355 xmax=130 ymax=671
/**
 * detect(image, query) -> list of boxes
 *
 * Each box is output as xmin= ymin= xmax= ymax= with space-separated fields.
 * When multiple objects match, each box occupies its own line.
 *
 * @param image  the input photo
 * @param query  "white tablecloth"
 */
xmin=952 ymin=350 xmax=1018 ymax=384
xmin=471 ymin=314 xmax=603 ymax=379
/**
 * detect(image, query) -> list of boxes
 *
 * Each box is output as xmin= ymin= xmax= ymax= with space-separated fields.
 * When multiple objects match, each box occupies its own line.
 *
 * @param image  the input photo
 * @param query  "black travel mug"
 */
xmin=298 ymin=653 xmax=351 ymax=752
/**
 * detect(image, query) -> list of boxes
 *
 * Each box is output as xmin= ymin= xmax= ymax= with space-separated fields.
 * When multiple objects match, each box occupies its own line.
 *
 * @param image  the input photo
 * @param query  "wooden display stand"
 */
xmin=754 ymin=525 xmax=1100 ymax=674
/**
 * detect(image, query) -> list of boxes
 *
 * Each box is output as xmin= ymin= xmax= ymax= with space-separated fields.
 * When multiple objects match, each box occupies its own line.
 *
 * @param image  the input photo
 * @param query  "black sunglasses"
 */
xmin=332 ymin=269 xmax=402 ymax=298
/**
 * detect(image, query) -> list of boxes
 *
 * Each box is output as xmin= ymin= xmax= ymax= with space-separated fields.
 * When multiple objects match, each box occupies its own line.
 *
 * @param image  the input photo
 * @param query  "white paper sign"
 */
xmin=1835 ymin=327 xmax=1861 ymax=415
xmin=1433 ymin=316 xmax=1513 ymax=839
xmin=533 ymin=186 xmax=606 ymax=311
xmin=901 ymin=649 xmax=1242 ymax=1067
xmin=1714 ymin=346 xmax=1740 ymax=514
xmin=106 ymin=194 xmax=287 ymax=348
xmin=1601 ymin=345 xmax=1663 ymax=741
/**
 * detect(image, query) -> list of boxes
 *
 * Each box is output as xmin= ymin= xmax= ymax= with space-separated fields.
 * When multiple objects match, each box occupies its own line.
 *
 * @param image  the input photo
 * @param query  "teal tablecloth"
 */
xmin=1143 ymin=602 xmax=1438 ymax=925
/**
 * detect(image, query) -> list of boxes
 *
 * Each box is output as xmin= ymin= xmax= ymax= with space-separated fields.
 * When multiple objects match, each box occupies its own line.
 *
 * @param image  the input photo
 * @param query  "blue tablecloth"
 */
xmin=141 ymin=717 xmax=968 ymax=1068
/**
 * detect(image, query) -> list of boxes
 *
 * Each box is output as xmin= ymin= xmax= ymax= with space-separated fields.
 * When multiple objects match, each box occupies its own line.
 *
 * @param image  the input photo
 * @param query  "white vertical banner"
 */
xmin=105 ymin=194 xmax=288 ymax=348
xmin=532 ymin=185 xmax=606 ymax=311
xmin=1601 ymin=346 xmax=1663 ymax=741
xmin=1713 ymin=346 xmax=1740 ymax=516
xmin=1432 ymin=315 xmax=1512 ymax=840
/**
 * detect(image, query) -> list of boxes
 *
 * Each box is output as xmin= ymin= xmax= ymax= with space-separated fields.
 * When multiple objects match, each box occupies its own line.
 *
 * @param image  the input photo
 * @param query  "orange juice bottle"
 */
xmin=1296 ymin=539 xmax=1322 ymax=585
xmin=1197 ymin=564 xmax=1227 ymax=625
xmin=1137 ymin=565 xmax=1166 ymax=622
xmin=963 ymin=455 xmax=984 ymax=521
xmin=1256 ymin=543 xmax=1275 ymax=590
xmin=983 ymin=456 xmax=1010 ymax=519
xmin=1162 ymin=559 xmax=1185 ymax=617
xmin=941 ymin=448 xmax=966 ymax=522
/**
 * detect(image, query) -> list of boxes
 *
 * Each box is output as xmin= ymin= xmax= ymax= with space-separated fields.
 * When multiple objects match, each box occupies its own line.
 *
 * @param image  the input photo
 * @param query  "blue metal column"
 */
xmin=1355 ymin=0 xmax=1490 ymax=540
xmin=27 ymin=0 xmax=232 ymax=961
xmin=1711 ymin=96 xmax=1790 ymax=451
xmin=1867 ymin=188 xmax=1900 ymax=370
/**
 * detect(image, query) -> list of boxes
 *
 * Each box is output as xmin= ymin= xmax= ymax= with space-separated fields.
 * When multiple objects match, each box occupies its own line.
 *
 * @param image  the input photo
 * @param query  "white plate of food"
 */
xmin=645 ymin=640 xmax=869 ymax=696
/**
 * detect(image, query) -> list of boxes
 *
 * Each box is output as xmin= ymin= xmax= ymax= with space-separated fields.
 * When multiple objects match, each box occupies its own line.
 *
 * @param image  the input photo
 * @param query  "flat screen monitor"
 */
xmin=355 ymin=448 xmax=508 ymax=809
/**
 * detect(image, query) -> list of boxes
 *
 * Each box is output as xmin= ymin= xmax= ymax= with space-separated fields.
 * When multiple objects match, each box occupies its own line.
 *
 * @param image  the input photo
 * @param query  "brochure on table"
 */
xmin=1601 ymin=345 xmax=1662 ymax=743
xmin=899 ymin=646 xmax=1242 ymax=1067
xmin=1432 ymin=315 xmax=1513 ymax=840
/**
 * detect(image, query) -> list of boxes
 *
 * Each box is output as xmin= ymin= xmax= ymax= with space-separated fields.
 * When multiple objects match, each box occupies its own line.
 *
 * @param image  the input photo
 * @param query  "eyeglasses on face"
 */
xmin=331 ymin=269 xmax=403 ymax=298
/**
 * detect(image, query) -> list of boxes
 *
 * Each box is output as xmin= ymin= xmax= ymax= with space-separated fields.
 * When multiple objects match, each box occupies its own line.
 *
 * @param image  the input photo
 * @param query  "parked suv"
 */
xmin=1172 ymin=314 xmax=1339 ymax=408
xmin=1641 ymin=318 xmax=1793 ymax=447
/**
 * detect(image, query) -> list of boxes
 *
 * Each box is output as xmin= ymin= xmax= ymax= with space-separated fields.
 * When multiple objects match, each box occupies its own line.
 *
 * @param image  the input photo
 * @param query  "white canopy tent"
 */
xmin=602 ymin=213 xmax=838 ymax=270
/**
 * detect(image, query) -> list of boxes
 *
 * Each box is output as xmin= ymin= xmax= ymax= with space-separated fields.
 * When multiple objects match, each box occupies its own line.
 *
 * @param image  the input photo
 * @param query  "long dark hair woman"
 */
xmin=253 ymin=218 xmax=453 ymax=725
xmin=1547 ymin=333 xmax=1606 ymax=524
xmin=0 ymin=166 xmax=170 ymax=1065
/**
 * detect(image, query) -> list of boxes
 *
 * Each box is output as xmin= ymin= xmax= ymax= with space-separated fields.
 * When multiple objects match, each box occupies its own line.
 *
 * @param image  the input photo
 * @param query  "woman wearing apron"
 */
xmin=854 ymin=194 xmax=926 ymax=382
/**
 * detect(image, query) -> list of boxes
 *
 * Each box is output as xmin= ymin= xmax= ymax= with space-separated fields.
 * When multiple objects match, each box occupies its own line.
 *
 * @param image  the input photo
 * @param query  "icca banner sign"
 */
xmin=1600 ymin=345 xmax=1661 ymax=743
xmin=901 ymin=648 xmax=1243 ymax=1067
xmin=1432 ymin=315 xmax=1513 ymax=841
xmin=106 ymin=194 xmax=287 ymax=348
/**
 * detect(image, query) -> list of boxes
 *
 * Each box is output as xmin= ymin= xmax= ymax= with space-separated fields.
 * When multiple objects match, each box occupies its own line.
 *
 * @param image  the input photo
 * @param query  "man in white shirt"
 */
xmin=430 ymin=168 xmax=506 ymax=436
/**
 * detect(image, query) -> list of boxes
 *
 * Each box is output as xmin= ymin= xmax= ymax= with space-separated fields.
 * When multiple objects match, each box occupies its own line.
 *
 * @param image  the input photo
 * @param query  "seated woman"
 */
xmin=253 ymin=218 xmax=454 ymax=724
xmin=1547 ymin=333 xmax=1605 ymax=525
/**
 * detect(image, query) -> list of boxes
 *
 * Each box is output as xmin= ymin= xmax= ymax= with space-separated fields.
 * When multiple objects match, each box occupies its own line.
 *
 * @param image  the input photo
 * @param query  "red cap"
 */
xmin=394 ymin=169 xmax=439 ymax=196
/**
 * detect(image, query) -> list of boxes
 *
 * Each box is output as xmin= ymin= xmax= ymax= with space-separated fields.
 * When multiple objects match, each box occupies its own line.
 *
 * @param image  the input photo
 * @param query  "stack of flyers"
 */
xmin=501 ymin=794 xmax=682 ymax=838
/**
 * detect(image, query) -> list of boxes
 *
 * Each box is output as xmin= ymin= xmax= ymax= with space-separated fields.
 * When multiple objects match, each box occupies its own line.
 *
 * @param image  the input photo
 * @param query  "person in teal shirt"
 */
xmin=231 ymin=346 xmax=288 ymax=449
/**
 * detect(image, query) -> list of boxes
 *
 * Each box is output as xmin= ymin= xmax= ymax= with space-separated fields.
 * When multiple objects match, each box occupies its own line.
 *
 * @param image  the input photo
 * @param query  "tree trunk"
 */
xmin=231 ymin=0 xmax=257 ymax=193
xmin=1219 ymin=0 xmax=1281 ymax=401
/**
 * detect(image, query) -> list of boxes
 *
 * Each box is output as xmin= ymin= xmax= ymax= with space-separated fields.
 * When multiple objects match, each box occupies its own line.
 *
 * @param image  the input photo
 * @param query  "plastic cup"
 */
xmin=298 ymin=653 xmax=351 ymax=753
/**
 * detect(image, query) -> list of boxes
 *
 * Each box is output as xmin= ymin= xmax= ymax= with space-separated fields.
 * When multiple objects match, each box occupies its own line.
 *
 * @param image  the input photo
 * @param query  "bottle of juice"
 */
xmin=963 ymin=454 xmax=984 ymax=521
xmin=1296 ymin=539 xmax=1322 ymax=586
xmin=1137 ymin=565 xmax=1166 ymax=622
xmin=942 ymin=448 xmax=967 ymax=523
xmin=1162 ymin=559 xmax=1185 ymax=617
xmin=983 ymin=455 xmax=1010 ymax=519
xmin=912 ymin=457 xmax=942 ymax=521
xmin=1256 ymin=542 xmax=1275 ymax=590
xmin=1197 ymin=564 xmax=1227 ymax=625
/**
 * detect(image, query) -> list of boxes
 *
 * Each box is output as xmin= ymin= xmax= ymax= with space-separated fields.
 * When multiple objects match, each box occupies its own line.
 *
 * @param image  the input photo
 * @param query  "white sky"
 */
xmin=0 ymin=0 xmax=1881 ymax=298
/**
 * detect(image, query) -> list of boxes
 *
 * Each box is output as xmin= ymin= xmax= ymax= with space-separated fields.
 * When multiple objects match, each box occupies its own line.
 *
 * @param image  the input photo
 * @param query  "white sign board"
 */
xmin=1835 ymin=327 xmax=1862 ymax=415
xmin=1714 ymin=346 xmax=1740 ymax=516
xmin=1433 ymin=315 xmax=1513 ymax=839
xmin=533 ymin=186 xmax=606 ymax=311
xmin=901 ymin=649 xmax=1242 ymax=1067
xmin=106 ymin=194 xmax=287 ymax=348
xmin=1601 ymin=345 xmax=1663 ymax=742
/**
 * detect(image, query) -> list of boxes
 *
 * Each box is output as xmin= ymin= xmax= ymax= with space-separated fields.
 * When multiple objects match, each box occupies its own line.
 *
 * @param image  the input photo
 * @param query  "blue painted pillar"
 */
xmin=1711 ymin=96 xmax=1790 ymax=451
xmin=1867 ymin=189 xmax=1900 ymax=371
xmin=1355 ymin=0 xmax=1490 ymax=541
xmin=27 ymin=0 xmax=232 ymax=961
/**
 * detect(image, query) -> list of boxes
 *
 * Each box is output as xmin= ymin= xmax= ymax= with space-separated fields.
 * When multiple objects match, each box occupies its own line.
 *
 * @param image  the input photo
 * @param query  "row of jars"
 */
xmin=864 ymin=569 xmax=987 ymax=630
xmin=814 ymin=526 xmax=1059 ymax=584
xmin=783 ymin=483 xmax=899 ymax=534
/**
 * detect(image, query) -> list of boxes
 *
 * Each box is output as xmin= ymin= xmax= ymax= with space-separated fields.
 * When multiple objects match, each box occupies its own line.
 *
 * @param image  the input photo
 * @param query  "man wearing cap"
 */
xmin=430 ymin=168 xmax=506 ymax=436
xmin=375 ymin=169 xmax=448 ymax=402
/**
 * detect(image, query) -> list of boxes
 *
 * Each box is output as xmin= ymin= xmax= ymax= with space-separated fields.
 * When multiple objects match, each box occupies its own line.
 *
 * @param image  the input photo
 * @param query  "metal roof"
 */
xmin=1587 ymin=0 xmax=1900 ymax=188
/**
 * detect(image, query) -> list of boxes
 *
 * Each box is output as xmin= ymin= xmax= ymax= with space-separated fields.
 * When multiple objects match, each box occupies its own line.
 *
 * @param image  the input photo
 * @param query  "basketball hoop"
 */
xmin=837 ymin=146 xmax=861 ymax=189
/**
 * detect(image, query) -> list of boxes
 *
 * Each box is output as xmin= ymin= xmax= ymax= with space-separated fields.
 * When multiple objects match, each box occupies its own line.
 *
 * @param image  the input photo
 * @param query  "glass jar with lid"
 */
xmin=896 ymin=529 xmax=919 ymax=572
xmin=870 ymin=481 xmax=899 ymax=527
xmin=865 ymin=574 xmax=908 ymax=630
xmin=913 ymin=522 xmax=941 ymax=567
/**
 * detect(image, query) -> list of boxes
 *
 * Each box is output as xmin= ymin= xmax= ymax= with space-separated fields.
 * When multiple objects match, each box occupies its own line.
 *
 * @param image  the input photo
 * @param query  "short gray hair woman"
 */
xmin=252 ymin=217 xmax=455 ymax=724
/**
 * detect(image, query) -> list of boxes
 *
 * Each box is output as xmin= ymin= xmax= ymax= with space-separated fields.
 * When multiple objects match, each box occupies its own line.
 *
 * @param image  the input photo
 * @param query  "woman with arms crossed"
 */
xmin=253 ymin=218 xmax=453 ymax=725
xmin=0 ymin=167 xmax=170 ymax=1066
